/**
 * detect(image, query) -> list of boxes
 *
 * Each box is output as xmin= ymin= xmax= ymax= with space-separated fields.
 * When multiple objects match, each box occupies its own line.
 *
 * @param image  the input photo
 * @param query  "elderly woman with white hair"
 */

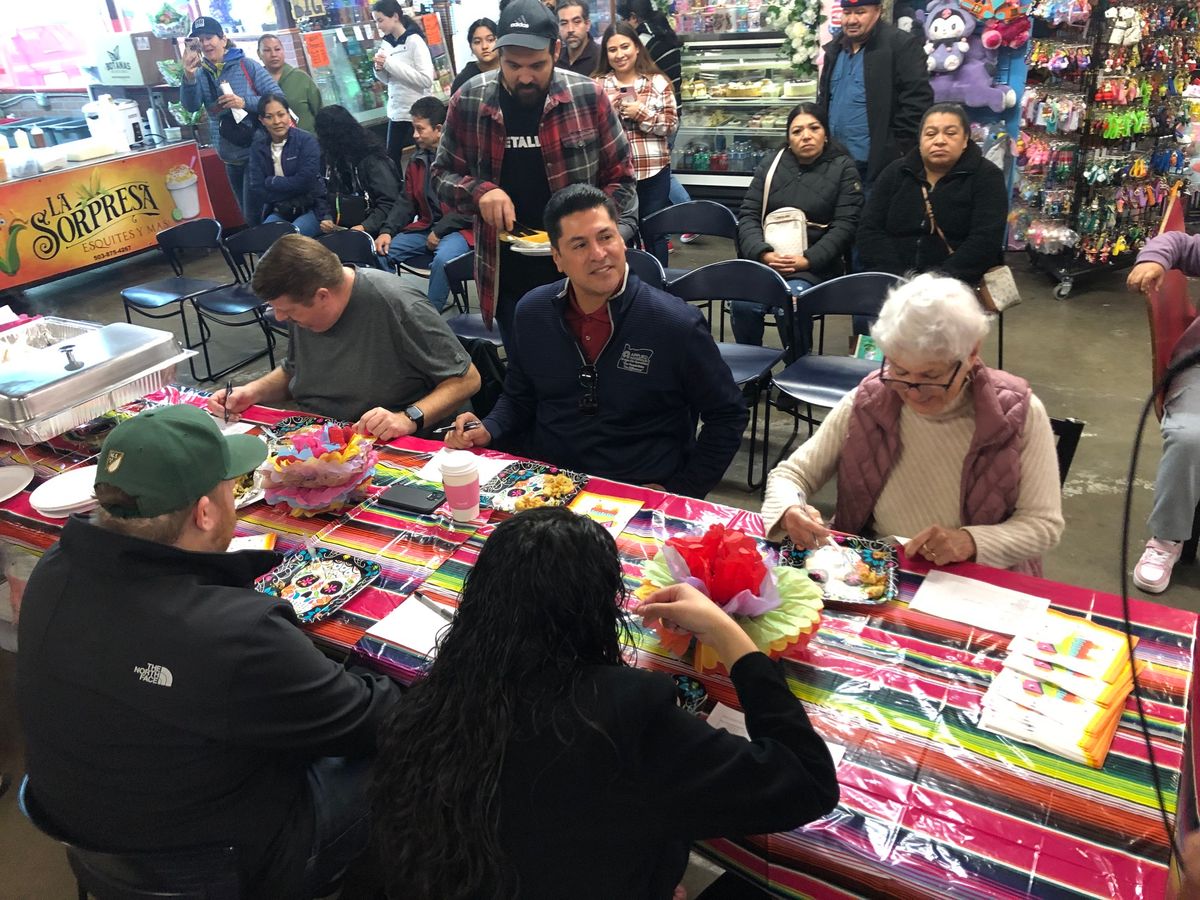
xmin=762 ymin=274 xmax=1063 ymax=574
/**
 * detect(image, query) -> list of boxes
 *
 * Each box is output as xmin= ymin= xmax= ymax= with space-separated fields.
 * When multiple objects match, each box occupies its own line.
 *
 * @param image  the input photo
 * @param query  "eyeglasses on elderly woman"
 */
xmin=879 ymin=359 xmax=963 ymax=397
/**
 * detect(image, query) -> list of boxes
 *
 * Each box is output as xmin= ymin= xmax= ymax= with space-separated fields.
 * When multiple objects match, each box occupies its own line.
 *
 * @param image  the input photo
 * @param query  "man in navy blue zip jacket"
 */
xmin=446 ymin=184 xmax=747 ymax=498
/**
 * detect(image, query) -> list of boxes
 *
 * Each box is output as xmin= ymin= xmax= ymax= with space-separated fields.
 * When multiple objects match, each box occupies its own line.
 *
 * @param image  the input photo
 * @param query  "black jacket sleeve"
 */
xmin=737 ymin=159 xmax=773 ymax=262
xmin=857 ymin=161 xmax=908 ymax=275
xmin=360 ymin=155 xmax=403 ymax=237
xmin=379 ymin=178 xmax=417 ymax=237
xmin=620 ymin=653 xmax=839 ymax=840
xmin=222 ymin=602 xmax=402 ymax=757
xmin=803 ymin=158 xmax=864 ymax=273
xmin=891 ymin=32 xmax=934 ymax=156
xmin=940 ymin=161 xmax=1009 ymax=285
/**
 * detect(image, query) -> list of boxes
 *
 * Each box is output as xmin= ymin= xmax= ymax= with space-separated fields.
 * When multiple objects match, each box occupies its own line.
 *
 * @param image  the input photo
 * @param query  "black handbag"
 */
xmin=272 ymin=195 xmax=314 ymax=220
xmin=327 ymin=162 xmax=370 ymax=228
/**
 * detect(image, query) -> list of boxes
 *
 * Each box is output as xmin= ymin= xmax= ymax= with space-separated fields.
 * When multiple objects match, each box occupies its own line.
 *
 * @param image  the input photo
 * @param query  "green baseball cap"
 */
xmin=94 ymin=404 xmax=268 ymax=518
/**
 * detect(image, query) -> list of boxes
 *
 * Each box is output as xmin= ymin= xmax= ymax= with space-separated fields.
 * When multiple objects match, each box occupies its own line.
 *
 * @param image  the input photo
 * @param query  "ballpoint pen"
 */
xmin=414 ymin=591 xmax=456 ymax=623
xmin=431 ymin=421 xmax=482 ymax=436
xmin=224 ymin=380 xmax=233 ymax=425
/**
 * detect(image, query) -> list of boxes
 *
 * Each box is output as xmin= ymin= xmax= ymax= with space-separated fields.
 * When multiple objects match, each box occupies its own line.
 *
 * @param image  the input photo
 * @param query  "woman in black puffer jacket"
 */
xmin=735 ymin=102 xmax=864 ymax=349
xmin=858 ymin=103 xmax=1008 ymax=286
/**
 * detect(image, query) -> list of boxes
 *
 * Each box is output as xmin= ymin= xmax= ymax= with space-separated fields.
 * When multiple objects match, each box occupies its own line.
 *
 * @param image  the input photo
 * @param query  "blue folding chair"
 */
xmin=442 ymin=251 xmax=503 ymax=349
xmin=625 ymin=248 xmax=666 ymax=290
xmin=769 ymin=272 xmax=903 ymax=465
xmin=189 ymin=221 xmax=297 ymax=381
xmin=642 ymin=200 xmax=739 ymax=334
xmin=669 ymin=260 xmax=795 ymax=491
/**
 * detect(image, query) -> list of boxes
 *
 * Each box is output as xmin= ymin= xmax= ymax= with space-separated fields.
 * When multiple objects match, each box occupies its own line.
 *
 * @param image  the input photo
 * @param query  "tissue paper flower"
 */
xmin=637 ymin=524 xmax=824 ymax=672
xmin=260 ymin=423 xmax=378 ymax=517
xmin=662 ymin=524 xmax=777 ymax=616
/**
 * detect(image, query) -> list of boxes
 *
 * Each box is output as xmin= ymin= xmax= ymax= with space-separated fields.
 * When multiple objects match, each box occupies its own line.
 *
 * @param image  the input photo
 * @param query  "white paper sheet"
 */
xmin=365 ymin=595 xmax=451 ymax=659
xmin=226 ymin=534 xmax=275 ymax=553
xmin=908 ymin=570 xmax=1050 ymax=636
xmin=705 ymin=702 xmax=846 ymax=766
xmin=415 ymin=448 xmax=511 ymax=487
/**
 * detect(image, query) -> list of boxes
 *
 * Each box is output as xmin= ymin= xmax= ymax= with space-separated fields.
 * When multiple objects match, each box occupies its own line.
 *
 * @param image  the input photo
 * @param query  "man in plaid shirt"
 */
xmin=433 ymin=0 xmax=637 ymax=340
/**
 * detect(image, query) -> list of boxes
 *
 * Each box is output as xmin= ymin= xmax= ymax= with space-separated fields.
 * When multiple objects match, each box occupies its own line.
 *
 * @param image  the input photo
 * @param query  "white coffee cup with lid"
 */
xmin=440 ymin=451 xmax=480 ymax=522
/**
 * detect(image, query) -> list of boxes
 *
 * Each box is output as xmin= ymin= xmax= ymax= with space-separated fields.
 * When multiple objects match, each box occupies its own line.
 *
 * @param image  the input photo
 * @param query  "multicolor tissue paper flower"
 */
xmin=259 ymin=423 xmax=378 ymax=517
xmin=636 ymin=524 xmax=824 ymax=672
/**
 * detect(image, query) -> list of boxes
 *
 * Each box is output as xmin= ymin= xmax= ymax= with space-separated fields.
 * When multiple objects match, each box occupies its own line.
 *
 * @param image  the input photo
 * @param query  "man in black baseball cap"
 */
xmin=17 ymin=404 xmax=400 ymax=897
xmin=433 ymin=0 xmax=637 ymax=342
xmin=816 ymin=0 xmax=931 ymax=189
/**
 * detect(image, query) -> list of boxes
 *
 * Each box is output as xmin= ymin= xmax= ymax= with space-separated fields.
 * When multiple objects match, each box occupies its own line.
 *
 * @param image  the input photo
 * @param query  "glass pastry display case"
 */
xmin=674 ymin=33 xmax=816 ymax=202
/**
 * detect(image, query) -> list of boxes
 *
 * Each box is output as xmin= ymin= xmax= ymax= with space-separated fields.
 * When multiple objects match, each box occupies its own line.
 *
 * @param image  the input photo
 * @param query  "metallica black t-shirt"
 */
xmin=498 ymin=82 xmax=559 ymax=301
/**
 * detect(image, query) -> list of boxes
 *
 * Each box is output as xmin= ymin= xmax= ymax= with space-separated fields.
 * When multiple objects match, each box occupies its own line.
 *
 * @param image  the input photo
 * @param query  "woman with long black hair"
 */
xmin=314 ymin=104 xmax=401 ymax=238
xmin=371 ymin=507 xmax=838 ymax=900
xmin=371 ymin=0 xmax=435 ymax=173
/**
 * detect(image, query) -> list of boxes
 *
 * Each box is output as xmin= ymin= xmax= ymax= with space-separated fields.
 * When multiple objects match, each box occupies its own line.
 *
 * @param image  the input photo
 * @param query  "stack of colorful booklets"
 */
xmin=978 ymin=609 xmax=1137 ymax=768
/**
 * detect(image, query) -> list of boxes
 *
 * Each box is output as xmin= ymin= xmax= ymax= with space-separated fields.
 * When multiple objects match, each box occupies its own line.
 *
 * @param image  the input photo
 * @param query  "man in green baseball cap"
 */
xmin=17 ymin=403 xmax=400 ymax=897
xmin=92 ymin=403 xmax=267 ymax=547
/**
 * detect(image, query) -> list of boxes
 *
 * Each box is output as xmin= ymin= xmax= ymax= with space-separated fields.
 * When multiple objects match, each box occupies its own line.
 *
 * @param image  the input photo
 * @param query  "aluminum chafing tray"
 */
xmin=0 ymin=317 xmax=195 ymax=444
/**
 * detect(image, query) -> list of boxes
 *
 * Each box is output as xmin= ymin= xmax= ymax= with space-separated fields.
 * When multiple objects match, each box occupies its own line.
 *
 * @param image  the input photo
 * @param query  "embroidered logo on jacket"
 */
xmin=617 ymin=345 xmax=653 ymax=374
xmin=134 ymin=662 xmax=173 ymax=687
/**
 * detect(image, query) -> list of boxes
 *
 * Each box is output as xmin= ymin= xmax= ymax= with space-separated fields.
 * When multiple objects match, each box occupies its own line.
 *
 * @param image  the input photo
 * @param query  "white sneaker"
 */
xmin=1133 ymin=538 xmax=1183 ymax=593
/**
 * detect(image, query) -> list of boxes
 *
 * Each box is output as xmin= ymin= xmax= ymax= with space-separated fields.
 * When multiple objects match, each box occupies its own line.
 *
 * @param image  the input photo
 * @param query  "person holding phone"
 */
xmin=180 ymin=16 xmax=277 ymax=224
xmin=593 ymin=22 xmax=677 ymax=266
xmin=371 ymin=0 xmax=435 ymax=174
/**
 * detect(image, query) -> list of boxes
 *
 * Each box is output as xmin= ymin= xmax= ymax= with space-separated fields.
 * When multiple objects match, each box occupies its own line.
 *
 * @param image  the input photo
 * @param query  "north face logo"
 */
xmin=134 ymin=662 xmax=173 ymax=687
xmin=510 ymin=15 xmax=530 ymax=27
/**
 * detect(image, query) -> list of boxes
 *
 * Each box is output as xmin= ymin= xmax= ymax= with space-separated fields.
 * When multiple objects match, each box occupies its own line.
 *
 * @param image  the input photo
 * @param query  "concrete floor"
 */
xmin=1 ymin=239 xmax=1198 ymax=896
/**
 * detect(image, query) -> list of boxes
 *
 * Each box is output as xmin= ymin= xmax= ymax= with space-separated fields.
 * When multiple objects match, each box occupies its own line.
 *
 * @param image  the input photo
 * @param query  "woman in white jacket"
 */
xmin=372 ymin=0 xmax=435 ymax=172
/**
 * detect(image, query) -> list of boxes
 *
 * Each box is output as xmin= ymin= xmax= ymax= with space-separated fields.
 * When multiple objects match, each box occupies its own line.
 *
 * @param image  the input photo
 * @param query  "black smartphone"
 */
xmin=376 ymin=483 xmax=445 ymax=514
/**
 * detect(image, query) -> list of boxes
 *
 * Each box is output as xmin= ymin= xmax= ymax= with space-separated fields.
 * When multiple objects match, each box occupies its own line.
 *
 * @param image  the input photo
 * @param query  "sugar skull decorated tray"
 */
xmin=255 ymin=548 xmax=382 ymax=623
xmin=779 ymin=535 xmax=898 ymax=606
xmin=480 ymin=462 xmax=589 ymax=512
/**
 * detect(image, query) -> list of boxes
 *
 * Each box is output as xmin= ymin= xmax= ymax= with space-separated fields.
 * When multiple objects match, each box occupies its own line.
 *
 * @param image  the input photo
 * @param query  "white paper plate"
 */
xmin=33 ymin=499 xmax=99 ymax=519
xmin=29 ymin=465 xmax=98 ymax=516
xmin=0 ymin=466 xmax=35 ymax=504
xmin=511 ymin=243 xmax=553 ymax=257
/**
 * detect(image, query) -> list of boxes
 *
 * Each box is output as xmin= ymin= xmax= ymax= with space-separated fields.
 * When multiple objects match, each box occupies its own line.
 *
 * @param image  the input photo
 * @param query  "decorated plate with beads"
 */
xmin=779 ymin=535 xmax=898 ymax=606
xmin=480 ymin=462 xmax=588 ymax=512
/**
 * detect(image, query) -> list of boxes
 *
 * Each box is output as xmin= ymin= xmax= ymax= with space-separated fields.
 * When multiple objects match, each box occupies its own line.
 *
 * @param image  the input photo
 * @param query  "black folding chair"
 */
xmin=1049 ymin=416 xmax=1084 ymax=488
xmin=120 ymin=218 xmax=234 ymax=381
xmin=316 ymin=229 xmax=386 ymax=269
xmin=190 ymin=221 xmax=297 ymax=381
xmin=19 ymin=776 xmax=241 ymax=900
xmin=769 ymin=272 xmax=903 ymax=466
xmin=669 ymin=260 xmax=795 ymax=491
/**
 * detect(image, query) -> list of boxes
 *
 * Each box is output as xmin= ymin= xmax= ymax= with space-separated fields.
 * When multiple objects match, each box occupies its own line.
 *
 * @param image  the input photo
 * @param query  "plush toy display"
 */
xmin=981 ymin=14 xmax=1032 ymax=49
xmin=924 ymin=0 xmax=976 ymax=72
xmin=920 ymin=0 xmax=1017 ymax=113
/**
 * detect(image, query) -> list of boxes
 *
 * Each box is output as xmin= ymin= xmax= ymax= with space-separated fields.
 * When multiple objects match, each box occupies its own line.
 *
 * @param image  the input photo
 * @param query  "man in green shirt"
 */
xmin=258 ymin=33 xmax=323 ymax=133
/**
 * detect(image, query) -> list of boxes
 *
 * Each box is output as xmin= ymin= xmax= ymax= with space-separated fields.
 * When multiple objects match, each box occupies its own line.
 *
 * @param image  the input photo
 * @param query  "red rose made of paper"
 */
xmin=667 ymin=524 xmax=768 ymax=604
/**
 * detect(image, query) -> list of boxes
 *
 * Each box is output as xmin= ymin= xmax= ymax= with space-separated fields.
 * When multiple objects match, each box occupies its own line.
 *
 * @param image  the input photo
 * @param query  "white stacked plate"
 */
xmin=0 ymin=465 xmax=35 ymax=504
xmin=29 ymin=465 xmax=99 ymax=518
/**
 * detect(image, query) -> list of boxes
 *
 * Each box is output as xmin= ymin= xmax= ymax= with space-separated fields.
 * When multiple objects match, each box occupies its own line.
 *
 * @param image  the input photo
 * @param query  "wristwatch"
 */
xmin=404 ymin=405 xmax=425 ymax=428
